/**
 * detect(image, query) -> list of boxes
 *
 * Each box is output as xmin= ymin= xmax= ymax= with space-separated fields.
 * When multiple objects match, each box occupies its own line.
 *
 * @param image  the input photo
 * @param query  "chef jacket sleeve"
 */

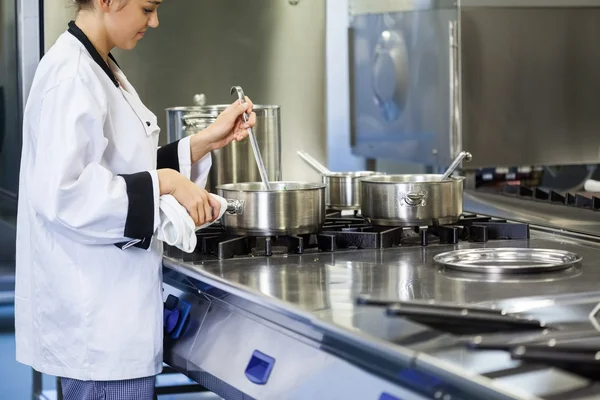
xmin=177 ymin=136 xmax=212 ymax=188
xmin=28 ymin=76 xmax=159 ymax=248
xmin=156 ymin=139 xmax=180 ymax=170
xmin=156 ymin=136 xmax=211 ymax=188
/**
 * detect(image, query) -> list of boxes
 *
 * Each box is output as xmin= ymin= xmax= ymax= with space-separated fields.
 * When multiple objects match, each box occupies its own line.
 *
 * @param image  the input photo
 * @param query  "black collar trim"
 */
xmin=67 ymin=21 xmax=120 ymax=88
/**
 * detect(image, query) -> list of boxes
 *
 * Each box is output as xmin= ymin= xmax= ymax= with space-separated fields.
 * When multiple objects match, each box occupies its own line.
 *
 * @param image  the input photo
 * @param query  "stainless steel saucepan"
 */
xmin=297 ymin=151 xmax=379 ymax=210
xmin=360 ymin=151 xmax=472 ymax=226
xmin=360 ymin=174 xmax=465 ymax=226
xmin=217 ymin=181 xmax=326 ymax=236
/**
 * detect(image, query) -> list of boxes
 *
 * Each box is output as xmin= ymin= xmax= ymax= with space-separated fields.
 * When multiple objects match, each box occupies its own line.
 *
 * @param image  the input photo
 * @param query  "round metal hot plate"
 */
xmin=433 ymin=248 xmax=582 ymax=274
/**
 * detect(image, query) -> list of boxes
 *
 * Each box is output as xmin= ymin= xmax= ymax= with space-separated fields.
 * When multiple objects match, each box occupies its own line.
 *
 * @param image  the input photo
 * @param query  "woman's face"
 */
xmin=104 ymin=0 xmax=161 ymax=50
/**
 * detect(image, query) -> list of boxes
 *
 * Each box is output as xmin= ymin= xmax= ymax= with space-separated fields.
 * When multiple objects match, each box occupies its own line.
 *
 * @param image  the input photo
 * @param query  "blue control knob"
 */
xmin=171 ymin=299 xmax=191 ymax=340
xmin=164 ymin=294 xmax=179 ymax=311
xmin=163 ymin=295 xmax=191 ymax=340
xmin=163 ymin=307 xmax=180 ymax=334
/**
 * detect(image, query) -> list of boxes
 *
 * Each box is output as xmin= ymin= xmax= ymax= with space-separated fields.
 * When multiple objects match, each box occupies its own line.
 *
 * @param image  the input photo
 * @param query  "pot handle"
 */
xmin=181 ymin=111 xmax=219 ymax=130
xmin=226 ymin=199 xmax=244 ymax=215
xmin=403 ymin=192 xmax=427 ymax=207
xmin=181 ymin=112 xmax=219 ymax=120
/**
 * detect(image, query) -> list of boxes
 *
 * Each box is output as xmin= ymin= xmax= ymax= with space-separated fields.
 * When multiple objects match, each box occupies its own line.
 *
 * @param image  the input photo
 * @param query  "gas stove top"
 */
xmin=163 ymin=207 xmax=600 ymax=400
xmin=162 ymin=189 xmax=600 ymax=400
xmin=192 ymin=212 xmax=530 ymax=260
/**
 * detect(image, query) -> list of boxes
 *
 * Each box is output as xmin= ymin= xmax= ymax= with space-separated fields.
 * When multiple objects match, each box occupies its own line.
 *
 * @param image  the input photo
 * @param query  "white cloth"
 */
xmin=156 ymin=194 xmax=227 ymax=253
xmin=584 ymin=179 xmax=600 ymax=192
xmin=15 ymin=29 xmax=211 ymax=381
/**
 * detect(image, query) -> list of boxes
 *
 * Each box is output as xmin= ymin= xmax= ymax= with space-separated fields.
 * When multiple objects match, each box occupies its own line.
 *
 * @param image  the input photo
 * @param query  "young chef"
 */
xmin=14 ymin=0 xmax=256 ymax=398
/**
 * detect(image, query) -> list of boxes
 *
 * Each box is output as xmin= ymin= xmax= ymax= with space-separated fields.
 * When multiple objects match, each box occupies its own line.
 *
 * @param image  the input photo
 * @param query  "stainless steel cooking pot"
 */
xmin=166 ymin=102 xmax=281 ymax=193
xmin=217 ymin=181 xmax=326 ymax=236
xmin=325 ymin=172 xmax=380 ymax=210
xmin=296 ymin=151 xmax=379 ymax=210
xmin=360 ymin=174 xmax=464 ymax=226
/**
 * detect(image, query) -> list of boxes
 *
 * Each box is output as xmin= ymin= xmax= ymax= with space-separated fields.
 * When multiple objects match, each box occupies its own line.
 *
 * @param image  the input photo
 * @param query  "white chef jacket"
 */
xmin=14 ymin=22 xmax=211 ymax=381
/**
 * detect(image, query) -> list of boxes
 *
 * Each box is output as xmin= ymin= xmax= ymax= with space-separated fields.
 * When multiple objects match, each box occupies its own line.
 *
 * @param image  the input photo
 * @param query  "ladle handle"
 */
xmin=247 ymin=127 xmax=271 ymax=190
xmin=230 ymin=86 xmax=271 ymax=190
xmin=441 ymin=151 xmax=473 ymax=181
xmin=296 ymin=151 xmax=331 ymax=175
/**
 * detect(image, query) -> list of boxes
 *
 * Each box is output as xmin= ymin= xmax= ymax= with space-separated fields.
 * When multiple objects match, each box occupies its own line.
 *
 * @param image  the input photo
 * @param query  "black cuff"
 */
xmin=157 ymin=140 xmax=181 ymax=171
xmin=118 ymin=171 xmax=155 ymax=240
xmin=115 ymin=237 xmax=152 ymax=251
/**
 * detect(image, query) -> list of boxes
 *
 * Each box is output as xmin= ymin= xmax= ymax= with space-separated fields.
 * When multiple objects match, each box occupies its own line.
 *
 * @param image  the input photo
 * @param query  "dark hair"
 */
xmin=73 ymin=0 xmax=93 ymax=10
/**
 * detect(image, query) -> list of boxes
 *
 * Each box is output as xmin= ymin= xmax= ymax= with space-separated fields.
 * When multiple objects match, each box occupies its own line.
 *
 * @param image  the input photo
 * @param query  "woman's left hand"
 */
xmin=204 ymin=96 xmax=256 ymax=150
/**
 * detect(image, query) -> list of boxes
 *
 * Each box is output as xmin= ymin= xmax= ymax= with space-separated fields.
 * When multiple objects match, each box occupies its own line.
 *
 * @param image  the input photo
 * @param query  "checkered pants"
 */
xmin=61 ymin=376 xmax=156 ymax=400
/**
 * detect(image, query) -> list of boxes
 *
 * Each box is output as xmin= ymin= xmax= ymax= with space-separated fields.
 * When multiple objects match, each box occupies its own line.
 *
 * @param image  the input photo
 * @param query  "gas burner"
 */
xmin=503 ymin=183 xmax=600 ymax=211
xmin=194 ymin=214 xmax=530 ymax=259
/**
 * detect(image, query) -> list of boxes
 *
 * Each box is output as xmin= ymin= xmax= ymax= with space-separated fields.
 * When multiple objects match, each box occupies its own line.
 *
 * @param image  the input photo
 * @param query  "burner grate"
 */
xmin=194 ymin=214 xmax=529 ymax=259
xmin=415 ymin=216 xmax=529 ymax=246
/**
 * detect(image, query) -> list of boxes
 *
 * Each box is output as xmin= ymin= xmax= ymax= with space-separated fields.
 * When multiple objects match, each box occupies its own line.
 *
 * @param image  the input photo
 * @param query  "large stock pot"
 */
xmin=166 ymin=103 xmax=281 ymax=193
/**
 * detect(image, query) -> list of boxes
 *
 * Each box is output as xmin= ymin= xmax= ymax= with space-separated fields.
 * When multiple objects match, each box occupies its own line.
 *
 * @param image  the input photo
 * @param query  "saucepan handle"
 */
xmin=226 ymin=199 xmax=244 ymax=215
xmin=403 ymin=191 xmax=427 ymax=207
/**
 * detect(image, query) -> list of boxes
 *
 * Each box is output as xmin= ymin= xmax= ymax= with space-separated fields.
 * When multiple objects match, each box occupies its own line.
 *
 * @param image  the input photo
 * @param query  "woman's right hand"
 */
xmin=157 ymin=169 xmax=221 ymax=226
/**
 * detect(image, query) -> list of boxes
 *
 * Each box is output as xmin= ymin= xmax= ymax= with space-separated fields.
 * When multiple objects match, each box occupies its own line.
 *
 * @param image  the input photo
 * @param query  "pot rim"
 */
xmin=361 ymin=174 xmax=466 ymax=184
xmin=324 ymin=171 xmax=380 ymax=178
xmin=166 ymin=104 xmax=280 ymax=112
xmin=216 ymin=181 xmax=326 ymax=192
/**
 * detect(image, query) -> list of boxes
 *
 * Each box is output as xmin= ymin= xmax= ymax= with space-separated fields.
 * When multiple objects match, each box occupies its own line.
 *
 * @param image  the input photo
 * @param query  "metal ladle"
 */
xmin=440 ymin=151 xmax=473 ymax=181
xmin=296 ymin=151 xmax=332 ymax=175
xmin=230 ymin=86 xmax=271 ymax=191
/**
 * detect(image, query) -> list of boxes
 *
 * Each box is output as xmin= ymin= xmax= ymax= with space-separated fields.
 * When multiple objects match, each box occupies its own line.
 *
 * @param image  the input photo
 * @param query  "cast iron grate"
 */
xmin=194 ymin=213 xmax=529 ymax=259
